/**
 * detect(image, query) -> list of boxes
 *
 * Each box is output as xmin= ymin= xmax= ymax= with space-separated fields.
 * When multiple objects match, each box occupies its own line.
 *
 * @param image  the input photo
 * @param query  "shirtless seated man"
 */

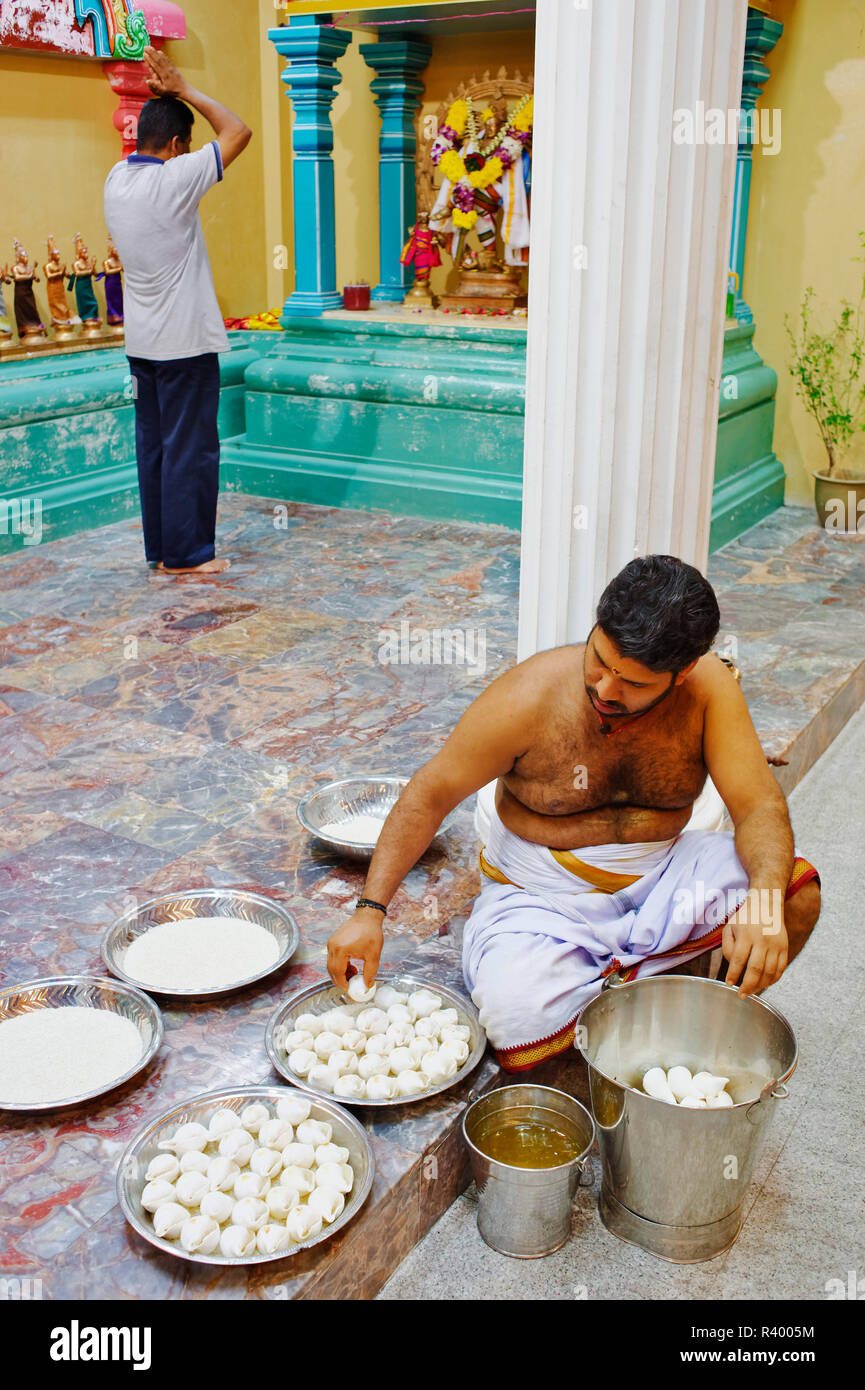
xmin=326 ymin=555 xmax=821 ymax=1072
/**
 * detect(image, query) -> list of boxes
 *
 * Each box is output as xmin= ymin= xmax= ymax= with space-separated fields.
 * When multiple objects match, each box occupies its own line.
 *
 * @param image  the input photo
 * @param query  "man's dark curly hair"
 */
xmin=595 ymin=555 xmax=720 ymax=674
xmin=137 ymin=96 xmax=194 ymax=153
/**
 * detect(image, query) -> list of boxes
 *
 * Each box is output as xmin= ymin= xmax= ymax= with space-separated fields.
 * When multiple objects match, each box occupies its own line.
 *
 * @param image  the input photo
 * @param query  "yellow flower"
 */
xmin=439 ymin=149 xmax=467 ymax=184
xmin=452 ymin=208 xmax=478 ymax=229
xmin=469 ymin=156 xmax=503 ymax=188
xmin=445 ymin=99 xmax=468 ymax=137
xmin=481 ymin=106 xmax=494 ymax=121
xmin=512 ymin=96 xmax=533 ymax=134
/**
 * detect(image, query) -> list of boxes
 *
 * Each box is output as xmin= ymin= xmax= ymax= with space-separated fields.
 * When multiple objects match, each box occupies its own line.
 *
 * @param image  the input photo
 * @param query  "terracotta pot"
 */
xmin=813 ymin=471 xmax=865 ymax=533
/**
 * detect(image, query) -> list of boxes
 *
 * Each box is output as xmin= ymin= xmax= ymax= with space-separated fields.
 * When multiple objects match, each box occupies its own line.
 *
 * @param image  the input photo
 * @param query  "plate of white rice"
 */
xmin=102 ymin=889 xmax=300 ymax=999
xmin=0 ymin=975 xmax=163 ymax=1111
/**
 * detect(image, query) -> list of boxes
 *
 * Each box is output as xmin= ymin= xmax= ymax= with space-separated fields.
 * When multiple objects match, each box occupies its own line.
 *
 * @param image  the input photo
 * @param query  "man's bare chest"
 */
xmin=507 ymin=706 xmax=707 ymax=814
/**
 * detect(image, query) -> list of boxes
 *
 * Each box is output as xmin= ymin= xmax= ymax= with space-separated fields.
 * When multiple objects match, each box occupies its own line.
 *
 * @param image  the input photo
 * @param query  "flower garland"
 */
xmin=431 ymin=94 xmax=533 ymax=230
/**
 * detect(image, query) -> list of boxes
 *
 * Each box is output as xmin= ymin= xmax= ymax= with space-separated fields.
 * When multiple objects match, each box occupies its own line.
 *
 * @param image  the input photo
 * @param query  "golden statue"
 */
xmin=0 ymin=263 xmax=14 ymax=349
xmin=10 ymin=240 xmax=46 ymax=342
xmin=45 ymin=235 xmax=76 ymax=340
xmin=102 ymin=235 xmax=125 ymax=333
xmin=68 ymin=233 xmax=102 ymax=336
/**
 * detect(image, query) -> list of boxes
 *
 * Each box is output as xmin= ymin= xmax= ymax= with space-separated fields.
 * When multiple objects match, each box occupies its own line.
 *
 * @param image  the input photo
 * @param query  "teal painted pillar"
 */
xmin=269 ymin=17 xmax=352 ymax=319
xmin=730 ymin=8 xmax=783 ymax=325
xmin=360 ymin=40 xmax=431 ymax=303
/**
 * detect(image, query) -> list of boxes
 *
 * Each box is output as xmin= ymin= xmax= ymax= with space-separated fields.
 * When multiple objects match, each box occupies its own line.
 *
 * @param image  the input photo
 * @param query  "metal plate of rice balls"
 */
xmin=117 ymin=1085 xmax=374 ymax=1265
xmin=265 ymin=974 xmax=487 ymax=1107
xmin=102 ymin=889 xmax=299 ymax=999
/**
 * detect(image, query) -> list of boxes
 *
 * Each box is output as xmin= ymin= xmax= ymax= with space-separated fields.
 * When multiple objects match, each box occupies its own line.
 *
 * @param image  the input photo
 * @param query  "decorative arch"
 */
xmin=73 ymin=0 xmax=148 ymax=59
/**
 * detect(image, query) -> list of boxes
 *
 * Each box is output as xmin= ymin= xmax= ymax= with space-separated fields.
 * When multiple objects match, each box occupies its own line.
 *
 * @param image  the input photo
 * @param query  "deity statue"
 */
xmin=0 ymin=264 xmax=13 ymax=348
xmin=400 ymin=211 xmax=443 ymax=308
xmin=67 ymin=233 xmax=103 ymax=336
xmin=102 ymin=235 xmax=125 ymax=331
xmin=430 ymin=94 xmax=533 ymax=274
xmin=44 ymin=235 xmax=76 ymax=339
xmin=10 ymin=240 xmax=46 ymax=342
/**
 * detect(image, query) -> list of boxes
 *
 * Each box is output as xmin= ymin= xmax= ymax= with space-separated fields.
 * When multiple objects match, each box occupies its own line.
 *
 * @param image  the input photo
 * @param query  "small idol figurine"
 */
xmin=102 ymin=235 xmax=124 ymax=332
xmin=44 ymin=235 xmax=76 ymax=338
xmin=68 ymin=233 xmax=102 ymax=335
xmin=400 ymin=211 xmax=443 ymax=306
xmin=0 ymin=263 xmax=14 ymax=348
xmin=10 ymin=239 xmax=46 ymax=342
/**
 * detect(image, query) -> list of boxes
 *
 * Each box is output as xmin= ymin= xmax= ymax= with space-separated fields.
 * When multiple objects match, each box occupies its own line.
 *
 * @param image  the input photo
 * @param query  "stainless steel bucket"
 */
xmin=462 ymin=1084 xmax=595 ymax=1258
xmin=578 ymin=975 xmax=797 ymax=1263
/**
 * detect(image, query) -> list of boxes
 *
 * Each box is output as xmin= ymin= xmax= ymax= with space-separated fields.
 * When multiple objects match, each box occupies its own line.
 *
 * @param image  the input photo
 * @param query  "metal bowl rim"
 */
xmin=296 ymin=776 xmax=458 ymax=847
xmin=0 ymin=973 xmax=164 ymax=1113
xmin=462 ymin=1083 xmax=596 ymax=1175
xmin=576 ymin=975 xmax=798 ymax=1107
xmin=265 ymin=972 xmax=487 ymax=1107
xmin=116 ymin=1083 xmax=375 ymax=1266
xmin=101 ymin=888 xmax=300 ymax=999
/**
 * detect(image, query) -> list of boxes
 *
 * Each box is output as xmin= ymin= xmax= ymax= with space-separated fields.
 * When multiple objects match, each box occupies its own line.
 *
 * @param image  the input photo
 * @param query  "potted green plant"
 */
xmin=786 ymin=232 xmax=865 ymax=533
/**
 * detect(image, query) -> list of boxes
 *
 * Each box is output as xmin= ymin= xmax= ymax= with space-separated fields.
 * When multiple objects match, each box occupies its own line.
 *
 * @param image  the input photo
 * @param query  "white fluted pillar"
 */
xmin=518 ymin=0 xmax=747 ymax=660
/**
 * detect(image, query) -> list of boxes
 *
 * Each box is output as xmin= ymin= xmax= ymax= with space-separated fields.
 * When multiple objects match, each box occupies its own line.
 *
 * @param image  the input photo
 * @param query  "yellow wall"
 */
xmin=0 ymin=0 xmax=284 ymax=322
xmin=0 ymin=3 xmax=532 ymax=319
xmin=160 ymin=0 xmax=270 ymax=317
xmin=332 ymin=35 xmax=382 ymax=292
xmin=0 ymin=53 xmax=119 ymax=293
xmin=746 ymin=0 xmax=865 ymax=499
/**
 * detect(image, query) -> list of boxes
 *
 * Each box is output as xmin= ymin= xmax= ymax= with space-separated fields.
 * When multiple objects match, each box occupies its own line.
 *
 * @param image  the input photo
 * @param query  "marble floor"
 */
xmin=0 ymin=495 xmax=863 ymax=1299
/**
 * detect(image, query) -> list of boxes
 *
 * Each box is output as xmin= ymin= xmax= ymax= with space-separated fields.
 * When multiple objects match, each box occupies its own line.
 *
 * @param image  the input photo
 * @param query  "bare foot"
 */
xmin=157 ymin=558 xmax=231 ymax=574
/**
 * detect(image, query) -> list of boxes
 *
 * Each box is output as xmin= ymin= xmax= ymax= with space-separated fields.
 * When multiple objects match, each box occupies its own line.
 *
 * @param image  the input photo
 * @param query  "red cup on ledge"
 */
xmin=343 ymin=284 xmax=370 ymax=311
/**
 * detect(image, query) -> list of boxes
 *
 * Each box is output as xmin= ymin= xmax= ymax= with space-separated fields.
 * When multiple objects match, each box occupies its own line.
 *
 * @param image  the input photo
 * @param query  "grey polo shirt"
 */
xmin=104 ymin=140 xmax=230 ymax=362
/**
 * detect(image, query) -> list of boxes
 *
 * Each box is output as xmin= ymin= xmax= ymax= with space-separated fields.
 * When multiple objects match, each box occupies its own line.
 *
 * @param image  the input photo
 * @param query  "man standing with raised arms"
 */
xmin=104 ymin=47 xmax=251 ymax=575
xmin=327 ymin=556 xmax=820 ymax=1071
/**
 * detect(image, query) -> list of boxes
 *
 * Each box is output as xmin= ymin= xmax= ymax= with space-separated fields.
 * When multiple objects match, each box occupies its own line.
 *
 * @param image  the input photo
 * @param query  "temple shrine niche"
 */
xmin=423 ymin=74 xmax=533 ymax=313
xmin=0 ymin=0 xmax=788 ymax=556
xmin=266 ymin=3 xmax=536 ymax=327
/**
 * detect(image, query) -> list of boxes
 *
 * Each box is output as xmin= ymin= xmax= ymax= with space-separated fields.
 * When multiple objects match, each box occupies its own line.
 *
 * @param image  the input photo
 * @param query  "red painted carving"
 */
xmin=104 ymin=49 xmax=159 ymax=156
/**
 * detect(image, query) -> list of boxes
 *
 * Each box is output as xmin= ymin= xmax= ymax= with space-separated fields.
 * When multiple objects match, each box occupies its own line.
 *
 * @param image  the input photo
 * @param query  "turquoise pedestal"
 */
xmin=0 ymin=338 xmax=262 ymax=555
xmin=219 ymin=317 xmax=525 ymax=527
xmin=0 ymin=321 xmax=785 ymax=555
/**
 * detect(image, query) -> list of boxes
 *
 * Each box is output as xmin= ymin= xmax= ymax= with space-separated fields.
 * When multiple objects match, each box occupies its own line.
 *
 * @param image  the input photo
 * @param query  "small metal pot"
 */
xmin=462 ymin=1084 xmax=595 ymax=1258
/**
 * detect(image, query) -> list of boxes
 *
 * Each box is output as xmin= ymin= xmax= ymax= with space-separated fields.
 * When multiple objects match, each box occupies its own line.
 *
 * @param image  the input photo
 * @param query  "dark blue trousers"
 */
xmin=128 ymin=353 xmax=220 ymax=569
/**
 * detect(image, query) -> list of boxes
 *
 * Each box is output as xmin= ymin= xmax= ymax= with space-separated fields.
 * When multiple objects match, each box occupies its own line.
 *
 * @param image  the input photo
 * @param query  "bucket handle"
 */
xmin=601 ymin=972 xmax=625 ymax=991
xmin=745 ymin=1079 xmax=791 ymax=1125
xmin=577 ymin=1154 xmax=594 ymax=1188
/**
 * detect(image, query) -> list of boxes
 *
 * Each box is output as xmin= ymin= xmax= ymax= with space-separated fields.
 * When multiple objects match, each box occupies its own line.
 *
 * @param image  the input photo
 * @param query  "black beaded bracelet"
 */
xmin=356 ymin=897 xmax=387 ymax=916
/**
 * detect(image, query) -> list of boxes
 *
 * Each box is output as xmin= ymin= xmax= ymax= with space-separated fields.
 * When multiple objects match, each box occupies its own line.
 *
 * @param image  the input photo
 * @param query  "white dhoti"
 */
xmin=463 ymin=783 xmax=751 ymax=1070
